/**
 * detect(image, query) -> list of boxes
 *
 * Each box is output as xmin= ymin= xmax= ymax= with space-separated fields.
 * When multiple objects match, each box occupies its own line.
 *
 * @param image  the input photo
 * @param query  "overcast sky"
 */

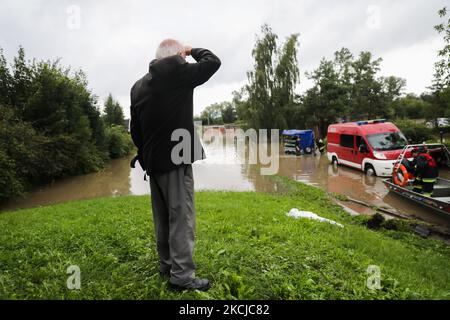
xmin=0 ymin=0 xmax=447 ymax=118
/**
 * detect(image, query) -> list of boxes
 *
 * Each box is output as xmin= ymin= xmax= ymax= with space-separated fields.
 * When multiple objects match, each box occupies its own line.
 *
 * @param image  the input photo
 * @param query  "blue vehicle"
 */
xmin=282 ymin=130 xmax=316 ymax=155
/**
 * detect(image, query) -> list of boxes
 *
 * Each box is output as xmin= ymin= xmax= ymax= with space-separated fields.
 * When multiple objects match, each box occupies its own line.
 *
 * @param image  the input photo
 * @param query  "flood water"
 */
xmin=2 ymin=140 xmax=450 ymax=229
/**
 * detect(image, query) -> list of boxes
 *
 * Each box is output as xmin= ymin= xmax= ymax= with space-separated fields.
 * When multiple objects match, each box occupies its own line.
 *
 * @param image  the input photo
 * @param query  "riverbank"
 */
xmin=1 ymin=179 xmax=450 ymax=299
xmin=4 ymin=153 xmax=450 ymax=229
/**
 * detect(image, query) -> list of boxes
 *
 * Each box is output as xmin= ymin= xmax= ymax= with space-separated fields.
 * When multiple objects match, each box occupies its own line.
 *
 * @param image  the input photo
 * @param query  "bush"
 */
xmin=105 ymin=125 xmax=134 ymax=159
xmin=0 ymin=47 xmax=112 ymax=203
xmin=394 ymin=119 xmax=434 ymax=143
xmin=0 ymin=105 xmax=43 ymax=199
xmin=0 ymin=149 xmax=24 ymax=202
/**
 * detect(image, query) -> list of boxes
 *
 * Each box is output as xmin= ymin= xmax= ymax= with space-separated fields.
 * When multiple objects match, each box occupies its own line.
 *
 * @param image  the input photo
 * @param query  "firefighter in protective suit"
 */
xmin=408 ymin=147 xmax=439 ymax=197
xmin=316 ymin=139 xmax=325 ymax=155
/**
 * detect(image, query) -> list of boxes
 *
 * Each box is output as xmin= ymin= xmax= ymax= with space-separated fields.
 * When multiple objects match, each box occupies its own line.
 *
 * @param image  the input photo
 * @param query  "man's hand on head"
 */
xmin=184 ymin=46 xmax=192 ymax=56
xmin=178 ymin=46 xmax=192 ymax=59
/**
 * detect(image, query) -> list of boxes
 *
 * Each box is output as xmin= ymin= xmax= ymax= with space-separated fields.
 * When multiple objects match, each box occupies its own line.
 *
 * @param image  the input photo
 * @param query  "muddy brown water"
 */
xmin=2 ymin=142 xmax=450 ymax=229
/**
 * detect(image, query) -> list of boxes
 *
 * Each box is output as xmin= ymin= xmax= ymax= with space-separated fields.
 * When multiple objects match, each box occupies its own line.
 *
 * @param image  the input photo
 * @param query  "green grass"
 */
xmin=1 ymin=179 xmax=450 ymax=300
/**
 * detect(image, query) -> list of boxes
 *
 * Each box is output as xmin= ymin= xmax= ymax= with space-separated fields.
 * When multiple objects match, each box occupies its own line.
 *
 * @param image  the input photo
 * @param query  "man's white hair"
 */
xmin=155 ymin=39 xmax=184 ymax=59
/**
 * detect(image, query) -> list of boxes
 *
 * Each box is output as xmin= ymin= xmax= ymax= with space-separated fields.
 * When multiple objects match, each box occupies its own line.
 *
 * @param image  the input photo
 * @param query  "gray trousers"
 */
xmin=149 ymin=164 xmax=196 ymax=285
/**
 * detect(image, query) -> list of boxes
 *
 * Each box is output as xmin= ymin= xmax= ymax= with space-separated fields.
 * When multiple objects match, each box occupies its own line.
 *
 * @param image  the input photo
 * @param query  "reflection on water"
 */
xmin=269 ymin=155 xmax=450 ymax=227
xmin=2 ymin=141 xmax=450 ymax=228
xmin=2 ymin=156 xmax=134 ymax=211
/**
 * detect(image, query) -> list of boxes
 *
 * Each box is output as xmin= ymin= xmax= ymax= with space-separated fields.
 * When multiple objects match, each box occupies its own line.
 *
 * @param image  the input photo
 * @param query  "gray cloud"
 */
xmin=0 ymin=0 xmax=447 ymax=118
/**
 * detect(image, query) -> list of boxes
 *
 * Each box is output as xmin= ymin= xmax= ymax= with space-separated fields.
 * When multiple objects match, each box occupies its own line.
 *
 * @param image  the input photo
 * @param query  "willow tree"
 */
xmin=274 ymin=33 xmax=300 ymax=129
xmin=244 ymin=24 xmax=300 ymax=130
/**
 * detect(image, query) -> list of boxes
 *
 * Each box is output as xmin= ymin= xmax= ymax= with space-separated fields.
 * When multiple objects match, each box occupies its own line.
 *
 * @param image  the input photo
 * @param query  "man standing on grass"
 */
xmin=129 ymin=39 xmax=221 ymax=291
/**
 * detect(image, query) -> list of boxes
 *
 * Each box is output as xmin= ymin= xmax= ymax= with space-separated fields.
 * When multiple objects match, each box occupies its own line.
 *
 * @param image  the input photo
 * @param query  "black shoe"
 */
xmin=169 ymin=278 xmax=211 ymax=292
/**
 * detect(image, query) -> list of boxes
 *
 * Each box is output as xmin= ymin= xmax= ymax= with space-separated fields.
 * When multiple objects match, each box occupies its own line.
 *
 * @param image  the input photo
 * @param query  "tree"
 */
xmin=221 ymin=102 xmax=237 ymax=124
xmin=395 ymin=119 xmax=434 ymax=143
xmin=11 ymin=47 xmax=32 ymax=115
xmin=232 ymin=88 xmax=252 ymax=128
xmin=333 ymin=48 xmax=354 ymax=116
xmin=105 ymin=125 xmax=133 ymax=159
xmin=382 ymin=76 xmax=406 ymax=101
xmin=302 ymin=48 xmax=358 ymax=136
xmin=103 ymin=94 xmax=125 ymax=127
xmin=302 ymin=48 xmax=406 ymax=136
xmin=198 ymin=101 xmax=237 ymax=125
xmin=381 ymin=76 xmax=407 ymax=118
xmin=243 ymin=24 xmax=300 ymax=130
xmin=391 ymin=94 xmax=430 ymax=119
xmin=428 ymin=7 xmax=450 ymax=119
xmin=0 ymin=46 xmax=112 ymax=202
xmin=0 ymin=105 xmax=42 ymax=200
xmin=0 ymin=48 xmax=12 ymax=106
xmin=200 ymin=102 xmax=226 ymax=125
xmin=432 ymin=7 xmax=450 ymax=91
xmin=272 ymin=33 xmax=300 ymax=129
xmin=351 ymin=51 xmax=385 ymax=119
xmin=303 ymin=57 xmax=348 ymax=136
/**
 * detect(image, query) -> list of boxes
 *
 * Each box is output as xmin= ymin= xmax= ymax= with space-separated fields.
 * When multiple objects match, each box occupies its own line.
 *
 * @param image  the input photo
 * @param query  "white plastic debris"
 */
xmin=286 ymin=208 xmax=344 ymax=228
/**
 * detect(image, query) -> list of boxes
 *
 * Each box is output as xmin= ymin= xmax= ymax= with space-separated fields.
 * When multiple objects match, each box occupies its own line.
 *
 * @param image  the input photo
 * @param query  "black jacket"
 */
xmin=404 ymin=154 xmax=439 ymax=179
xmin=130 ymin=48 xmax=221 ymax=174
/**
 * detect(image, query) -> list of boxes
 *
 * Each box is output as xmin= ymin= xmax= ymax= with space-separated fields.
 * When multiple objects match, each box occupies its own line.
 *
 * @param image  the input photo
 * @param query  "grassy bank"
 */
xmin=1 ymin=179 xmax=450 ymax=300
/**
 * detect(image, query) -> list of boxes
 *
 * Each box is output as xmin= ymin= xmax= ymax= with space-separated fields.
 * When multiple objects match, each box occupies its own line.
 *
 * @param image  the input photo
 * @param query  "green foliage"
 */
xmin=391 ymin=94 xmax=430 ymax=119
xmin=200 ymin=103 xmax=223 ymax=125
xmin=0 ymin=105 xmax=45 ymax=198
xmin=221 ymin=103 xmax=237 ymax=124
xmin=227 ymin=13 xmax=449 ymax=133
xmin=427 ymin=7 xmax=450 ymax=118
xmin=423 ymin=88 xmax=450 ymax=119
xmin=234 ymin=37 xmax=410 ymax=137
xmin=0 ymin=148 xmax=24 ymax=202
xmin=303 ymin=49 xmax=406 ymax=136
xmin=303 ymin=53 xmax=349 ymax=136
xmin=351 ymin=52 xmax=384 ymax=118
xmin=10 ymin=47 xmax=33 ymax=114
xmin=381 ymin=76 xmax=407 ymax=117
xmin=103 ymin=94 xmax=125 ymax=128
xmin=0 ymin=47 xmax=117 ymax=202
xmin=0 ymin=48 xmax=13 ymax=106
xmin=1 ymin=183 xmax=450 ymax=299
xmin=105 ymin=125 xmax=134 ymax=159
xmin=432 ymin=7 xmax=450 ymax=91
xmin=199 ymin=102 xmax=236 ymax=125
xmin=394 ymin=119 xmax=434 ymax=143
xmin=240 ymin=25 xmax=300 ymax=130
xmin=233 ymin=89 xmax=252 ymax=129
